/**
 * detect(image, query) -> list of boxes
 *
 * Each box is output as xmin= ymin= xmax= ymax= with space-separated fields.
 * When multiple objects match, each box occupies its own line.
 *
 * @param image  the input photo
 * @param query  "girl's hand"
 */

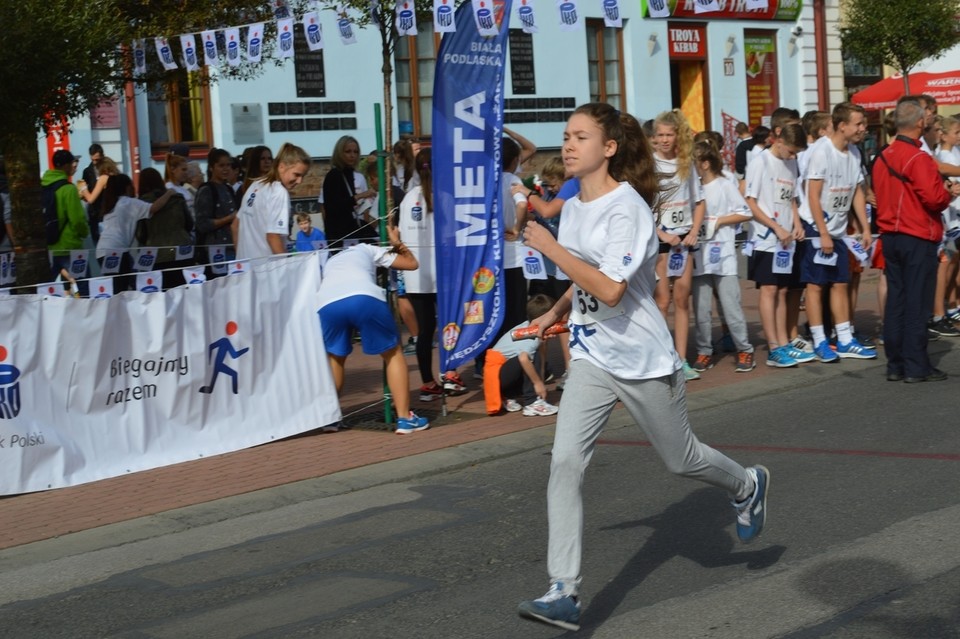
xmin=522 ymin=220 xmax=556 ymax=253
xmin=681 ymin=233 xmax=697 ymax=247
xmin=511 ymin=183 xmax=531 ymax=199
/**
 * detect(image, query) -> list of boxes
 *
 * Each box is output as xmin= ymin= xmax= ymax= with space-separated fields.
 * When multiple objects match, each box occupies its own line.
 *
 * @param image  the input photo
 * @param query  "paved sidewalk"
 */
xmin=0 ymin=273 xmax=886 ymax=550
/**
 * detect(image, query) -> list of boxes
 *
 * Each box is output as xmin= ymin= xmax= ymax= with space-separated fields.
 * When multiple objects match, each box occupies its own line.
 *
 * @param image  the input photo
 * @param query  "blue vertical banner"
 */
xmin=432 ymin=0 xmax=512 ymax=373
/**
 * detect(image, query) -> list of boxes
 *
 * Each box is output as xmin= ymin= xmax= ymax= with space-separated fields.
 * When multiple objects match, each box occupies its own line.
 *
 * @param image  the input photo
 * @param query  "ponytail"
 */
xmin=263 ymin=143 xmax=311 ymax=184
xmin=416 ymin=148 xmax=432 ymax=213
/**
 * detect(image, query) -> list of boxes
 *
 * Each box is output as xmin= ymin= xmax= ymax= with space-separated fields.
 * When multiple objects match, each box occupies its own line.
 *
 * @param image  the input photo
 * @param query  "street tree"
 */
xmin=0 ymin=1 xmax=277 ymax=288
xmin=839 ymin=0 xmax=960 ymax=92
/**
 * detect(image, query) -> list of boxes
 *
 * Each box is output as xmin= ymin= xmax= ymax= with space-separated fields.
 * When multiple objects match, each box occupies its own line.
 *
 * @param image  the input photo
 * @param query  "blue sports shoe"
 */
xmin=836 ymin=338 xmax=878 ymax=359
xmin=395 ymin=411 xmax=430 ymax=434
xmin=518 ymin=581 xmax=581 ymax=631
xmin=814 ymin=340 xmax=839 ymax=363
xmin=784 ymin=345 xmax=816 ymax=364
xmin=735 ymin=465 xmax=770 ymax=543
xmin=766 ymin=347 xmax=798 ymax=368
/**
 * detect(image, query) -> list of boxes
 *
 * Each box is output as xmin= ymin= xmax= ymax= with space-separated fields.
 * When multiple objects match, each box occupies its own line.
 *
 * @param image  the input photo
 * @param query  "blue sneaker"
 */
xmin=814 ymin=340 xmax=839 ymax=363
xmin=395 ymin=411 xmax=430 ymax=434
xmin=518 ymin=582 xmax=581 ymax=631
xmin=735 ymin=465 xmax=770 ymax=543
xmin=766 ymin=347 xmax=798 ymax=368
xmin=783 ymin=345 xmax=816 ymax=364
xmin=836 ymin=338 xmax=878 ymax=359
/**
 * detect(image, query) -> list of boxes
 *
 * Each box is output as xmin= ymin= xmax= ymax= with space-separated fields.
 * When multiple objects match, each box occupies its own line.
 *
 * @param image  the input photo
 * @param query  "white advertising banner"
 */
xmin=0 ymin=253 xmax=340 ymax=496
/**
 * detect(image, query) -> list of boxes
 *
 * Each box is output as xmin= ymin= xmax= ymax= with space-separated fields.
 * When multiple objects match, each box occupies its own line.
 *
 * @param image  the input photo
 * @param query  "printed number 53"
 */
xmin=576 ymin=288 xmax=599 ymax=314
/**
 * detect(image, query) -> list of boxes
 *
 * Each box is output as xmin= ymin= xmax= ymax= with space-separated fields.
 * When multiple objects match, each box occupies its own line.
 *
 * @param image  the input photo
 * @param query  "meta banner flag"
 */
xmin=432 ymin=0 xmax=511 ymax=373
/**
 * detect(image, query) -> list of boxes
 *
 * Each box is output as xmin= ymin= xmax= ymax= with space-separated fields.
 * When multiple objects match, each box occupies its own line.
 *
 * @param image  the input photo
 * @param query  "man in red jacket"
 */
xmin=873 ymin=99 xmax=954 ymax=383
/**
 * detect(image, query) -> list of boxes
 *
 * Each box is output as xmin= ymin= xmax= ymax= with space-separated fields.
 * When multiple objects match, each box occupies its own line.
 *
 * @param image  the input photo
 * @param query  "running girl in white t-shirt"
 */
xmin=516 ymin=102 xmax=770 ymax=632
xmin=234 ymin=143 xmax=310 ymax=261
xmin=652 ymin=110 xmax=705 ymax=381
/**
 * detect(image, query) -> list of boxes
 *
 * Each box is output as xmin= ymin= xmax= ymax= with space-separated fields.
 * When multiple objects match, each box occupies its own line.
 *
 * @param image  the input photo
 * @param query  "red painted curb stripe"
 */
xmin=596 ymin=439 xmax=960 ymax=462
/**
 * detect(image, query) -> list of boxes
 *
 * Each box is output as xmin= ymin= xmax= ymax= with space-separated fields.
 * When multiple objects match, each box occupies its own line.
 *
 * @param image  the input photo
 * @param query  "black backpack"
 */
xmin=42 ymin=179 xmax=69 ymax=245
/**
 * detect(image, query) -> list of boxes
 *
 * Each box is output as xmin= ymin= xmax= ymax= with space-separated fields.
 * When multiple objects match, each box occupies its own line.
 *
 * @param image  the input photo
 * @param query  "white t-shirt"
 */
xmin=236 ymin=180 xmax=290 ymax=260
xmin=318 ymin=244 xmax=398 ymax=307
xmin=694 ymin=178 xmax=752 ymax=277
xmin=397 ymin=186 xmax=435 ymax=294
xmin=799 ymin=138 xmax=863 ymax=238
xmin=558 ymin=183 xmax=680 ymax=379
xmin=936 ymin=146 xmax=960 ymax=229
xmin=745 ymin=148 xmax=800 ymax=253
xmin=502 ymin=171 xmax=527 ymax=269
xmin=490 ymin=320 xmax=540 ymax=360
xmin=392 ymin=166 xmax=421 ymax=194
xmin=96 ymin=196 xmax=152 ymax=258
xmin=655 ymin=156 xmax=702 ymax=234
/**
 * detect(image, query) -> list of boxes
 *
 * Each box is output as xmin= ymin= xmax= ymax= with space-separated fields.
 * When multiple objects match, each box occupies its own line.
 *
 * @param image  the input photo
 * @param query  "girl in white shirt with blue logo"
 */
xmin=652 ymin=110 xmax=705 ymax=381
xmin=516 ymin=103 xmax=769 ymax=632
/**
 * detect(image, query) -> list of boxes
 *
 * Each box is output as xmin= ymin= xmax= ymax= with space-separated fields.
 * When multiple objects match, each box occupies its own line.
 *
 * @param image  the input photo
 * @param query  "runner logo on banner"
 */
xmin=432 ymin=0 xmax=512 ymax=373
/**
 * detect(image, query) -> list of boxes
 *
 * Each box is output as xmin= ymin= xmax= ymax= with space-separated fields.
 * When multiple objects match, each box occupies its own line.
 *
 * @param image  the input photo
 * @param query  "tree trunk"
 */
xmin=5 ymin=128 xmax=50 ymax=291
xmin=381 ymin=22 xmax=396 ymax=217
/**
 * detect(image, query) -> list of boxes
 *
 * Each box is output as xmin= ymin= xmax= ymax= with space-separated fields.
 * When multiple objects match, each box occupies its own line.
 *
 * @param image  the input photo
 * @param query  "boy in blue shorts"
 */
xmin=318 ymin=226 xmax=430 ymax=434
xmin=798 ymin=103 xmax=876 ymax=362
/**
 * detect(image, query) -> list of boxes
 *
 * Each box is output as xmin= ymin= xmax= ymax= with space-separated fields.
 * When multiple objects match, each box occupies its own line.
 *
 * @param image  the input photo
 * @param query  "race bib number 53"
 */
xmin=570 ymin=285 xmax=624 ymax=325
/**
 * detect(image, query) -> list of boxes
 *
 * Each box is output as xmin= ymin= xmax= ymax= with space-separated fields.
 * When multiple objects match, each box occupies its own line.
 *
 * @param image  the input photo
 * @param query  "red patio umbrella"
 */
xmin=851 ymin=70 xmax=960 ymax=110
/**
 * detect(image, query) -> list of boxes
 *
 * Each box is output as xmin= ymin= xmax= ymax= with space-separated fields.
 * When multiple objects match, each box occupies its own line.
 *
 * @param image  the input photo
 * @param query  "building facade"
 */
xmin=41 ymin=0 xmax=844 ymax=182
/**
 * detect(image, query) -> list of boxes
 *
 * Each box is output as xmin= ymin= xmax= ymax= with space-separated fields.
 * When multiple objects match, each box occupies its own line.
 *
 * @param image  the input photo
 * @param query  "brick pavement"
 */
xmin=0 ymin=273 xmax=885 ymax=550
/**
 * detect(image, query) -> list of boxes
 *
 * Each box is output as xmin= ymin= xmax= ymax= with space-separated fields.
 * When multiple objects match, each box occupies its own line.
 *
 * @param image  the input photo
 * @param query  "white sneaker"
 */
xmin=522 ymin=398 xmax=559 ymax=416
xmin=504 ymin=399 xmax=522 ymax=412
xmin=790 ymin=336 xmax=814 ymax=353
xmin=556 ymin=371 xmax=568 ymax=390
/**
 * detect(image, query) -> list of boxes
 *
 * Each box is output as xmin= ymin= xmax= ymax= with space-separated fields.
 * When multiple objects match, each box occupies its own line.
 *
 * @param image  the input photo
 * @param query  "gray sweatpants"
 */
xmin=546 ymin=359 xmax=751 ymax=594
xmin=692 ymin=274 xmax=753 ymax=356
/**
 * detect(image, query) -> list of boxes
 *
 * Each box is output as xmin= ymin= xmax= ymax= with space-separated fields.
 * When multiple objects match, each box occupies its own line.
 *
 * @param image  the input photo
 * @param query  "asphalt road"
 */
xmin=1 ymin=342 xmax=959 ymax=638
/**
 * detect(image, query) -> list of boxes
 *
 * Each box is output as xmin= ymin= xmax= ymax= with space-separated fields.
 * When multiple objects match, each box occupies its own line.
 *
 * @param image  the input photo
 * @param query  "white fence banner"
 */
xmin=0 ymin=252 xmax=339 ymax=495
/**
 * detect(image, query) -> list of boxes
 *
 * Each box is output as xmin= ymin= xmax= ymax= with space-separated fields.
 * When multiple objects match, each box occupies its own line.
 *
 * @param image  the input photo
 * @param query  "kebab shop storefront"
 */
xmin=643 ymin=0 xmax=804 ymax=134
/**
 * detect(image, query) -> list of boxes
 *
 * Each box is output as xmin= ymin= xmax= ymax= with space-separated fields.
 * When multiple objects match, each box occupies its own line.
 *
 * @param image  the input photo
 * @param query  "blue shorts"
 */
xmin=800 ymin=223 xmax=851 ymax=285
xmin=319 ymin=295 xmax=400 ymax=357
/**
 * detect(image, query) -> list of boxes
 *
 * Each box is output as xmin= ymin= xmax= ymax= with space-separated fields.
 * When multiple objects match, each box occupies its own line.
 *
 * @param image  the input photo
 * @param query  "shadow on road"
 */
xmin=578 ymin=488 xmax=786 ymax=635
